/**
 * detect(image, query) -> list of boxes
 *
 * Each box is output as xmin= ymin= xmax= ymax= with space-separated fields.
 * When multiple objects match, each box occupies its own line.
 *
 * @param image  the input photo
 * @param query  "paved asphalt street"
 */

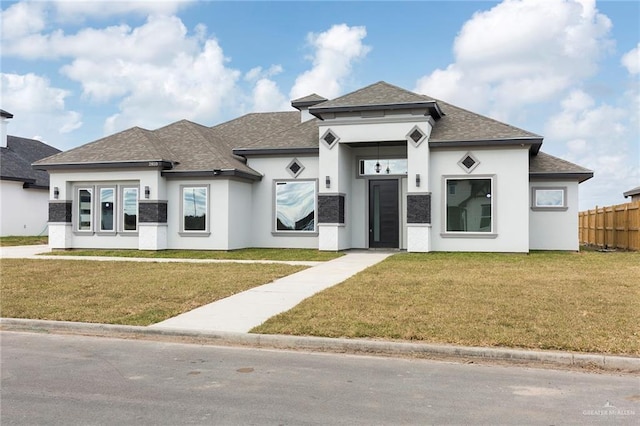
xmin=1 ymin=332 xmax=639 ymax=425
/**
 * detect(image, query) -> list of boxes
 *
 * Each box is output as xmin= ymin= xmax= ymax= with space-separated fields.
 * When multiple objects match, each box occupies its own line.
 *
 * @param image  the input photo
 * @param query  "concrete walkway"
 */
xmin=2 ymin=245 xmax=392 ymax=333
xmin=151 ymin=252 xmax=392 ymax=332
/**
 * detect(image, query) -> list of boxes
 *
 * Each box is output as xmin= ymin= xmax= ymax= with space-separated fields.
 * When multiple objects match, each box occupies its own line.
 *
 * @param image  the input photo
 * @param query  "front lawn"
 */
xmin=253 ymin=251 xmax=640 ymax=356
xmin=0 ymin=259 xmax=305 ymax=325
xmin=0 ymin=236 xmax=48 ymax=246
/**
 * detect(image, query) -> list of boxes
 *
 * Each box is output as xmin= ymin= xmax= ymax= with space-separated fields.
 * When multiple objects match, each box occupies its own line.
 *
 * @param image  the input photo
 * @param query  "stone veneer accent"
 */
xmin=407 ymin=194 xmax=431 ymax=224
xmin=139 ymin=201 xmax=168 ymax=223
xmin=49 ymin=201 xmax=72 ymax=223
xmin=318 ymin=194 xmax=345 ymax=224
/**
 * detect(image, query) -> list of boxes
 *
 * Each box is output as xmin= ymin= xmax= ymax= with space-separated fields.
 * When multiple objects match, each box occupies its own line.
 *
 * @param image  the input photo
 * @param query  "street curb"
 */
xmin=2 ymin=318 xmax=639 ymax=373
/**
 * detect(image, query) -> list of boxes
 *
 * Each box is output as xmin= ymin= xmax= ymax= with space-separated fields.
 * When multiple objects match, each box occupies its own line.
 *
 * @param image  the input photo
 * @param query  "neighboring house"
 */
xmin=623 ymin=186 xmax=640 ymax=202
xmin=1 ymin=110 xmax=61 ymax=236
xmin=34 ymin=82 xmax=593 ymax=252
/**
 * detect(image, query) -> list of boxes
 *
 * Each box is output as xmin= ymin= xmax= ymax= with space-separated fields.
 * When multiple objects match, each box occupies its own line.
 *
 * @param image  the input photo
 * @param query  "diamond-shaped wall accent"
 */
xmin=286 ymin=158 xmax=305 ymax=178
xmin=321 ymin=129 xmax=339 ymax=149
xmin=406 ymin=125 xmax=426 ymax=147
xmin=457 ymin=152 xmax=480 ymax=173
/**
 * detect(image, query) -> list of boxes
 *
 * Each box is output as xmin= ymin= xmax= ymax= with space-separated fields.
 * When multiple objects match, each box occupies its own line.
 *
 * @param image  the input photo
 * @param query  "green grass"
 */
xmin=0 ymin=236 xmax=48 ymax=246
xmin=253 ymin=251 xmax=640 ymax=356
xmin=0 ymin=259 xmax=305 ymax=326
xmin=43 ymin=248 xmax=342 ymax=262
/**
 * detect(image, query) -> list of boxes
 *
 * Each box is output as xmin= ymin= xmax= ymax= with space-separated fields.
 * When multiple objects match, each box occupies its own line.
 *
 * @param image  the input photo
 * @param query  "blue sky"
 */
xmin=1 ymin=0 xmax=638 ymax=209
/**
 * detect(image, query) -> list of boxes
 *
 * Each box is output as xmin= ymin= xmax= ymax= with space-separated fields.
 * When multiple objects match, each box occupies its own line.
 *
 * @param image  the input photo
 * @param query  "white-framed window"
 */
xmin=76 ymin=187 xmax=93 ymax=232
xmin=74 ymin=184 xmax=140 ymax=235
xmin=532 ymin=187 xmax=568 ymax=210
xmin=274 ymin=180 xmax=317 ymax=233
xmin=121 ymin=186 xmax=139 ymax=232
xmin=181 ymin=185 xmax=209 ymax=234
xmin=98 ymin=186 xmax=116 ymax=233
xmin=445 ymin=177 xmax=494 ymax=233
xmin=359 ymin=158 xmax=408 ymax=176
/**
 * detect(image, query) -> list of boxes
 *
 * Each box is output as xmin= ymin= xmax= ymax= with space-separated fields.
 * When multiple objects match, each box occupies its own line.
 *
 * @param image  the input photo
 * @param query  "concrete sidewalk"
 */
xmin=150 ymin=252 xmax=393 ymax=332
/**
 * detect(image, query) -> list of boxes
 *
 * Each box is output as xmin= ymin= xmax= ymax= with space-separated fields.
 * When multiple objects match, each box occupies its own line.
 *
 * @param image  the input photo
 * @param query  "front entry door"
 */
xmin=369 ymin=180 xmax=399 ymax=248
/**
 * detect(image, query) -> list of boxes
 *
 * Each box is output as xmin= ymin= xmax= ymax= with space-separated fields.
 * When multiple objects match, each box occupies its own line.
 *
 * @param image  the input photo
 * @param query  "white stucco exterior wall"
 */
xmin=529 ymin=180 xmax=580 ymax=250
xmin=0 ymin=181 xmax=49 ymax=236
xmin=47 ymin=169 xmax=162 ymax=249
xmin=227 ymin=179 xmax=253 ymax=249
xmin=430 ymin=147 xmax=530 ymax=252
xmin=245 ymin=155 xmax=319 ymax=249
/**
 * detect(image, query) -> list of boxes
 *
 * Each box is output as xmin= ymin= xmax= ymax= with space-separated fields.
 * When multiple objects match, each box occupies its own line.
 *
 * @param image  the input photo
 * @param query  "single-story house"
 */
xmin=623 ymin=186 xmax=640 ymax=202
xmin=34 ymin=81 xmax=593 ymax=252
xmin=1 ymin=110 xmax=61 ymax=236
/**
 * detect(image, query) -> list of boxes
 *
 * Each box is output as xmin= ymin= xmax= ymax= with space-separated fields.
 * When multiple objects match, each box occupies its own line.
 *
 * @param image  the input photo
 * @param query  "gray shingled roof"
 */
xmin=312 ymin=81 xmax=435 ymax=108
xmin=430 ymin=99 xmax=542 ymax=143
xmin=291 ymin=93 xmax=328 ymax=109
xmin=1 ymin=109 xmax=14 ymax=119
xmin=1 ymin=136 xmax=61 ymax=188
xmin=529 ymin=151 xmax=593 ymax=182
xmin=34 ymin=126 xmax=171 ymax=165
xmin=31 ymin=81 xmax=590 ymax=180
xmin=623 ymin=186 xmax=640 ymax=198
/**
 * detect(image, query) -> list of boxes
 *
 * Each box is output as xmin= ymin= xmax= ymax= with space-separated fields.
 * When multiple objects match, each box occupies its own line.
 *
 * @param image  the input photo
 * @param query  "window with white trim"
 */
xmin=446 ymin=178 xmax=493 ymax=233
xmin=181 ymin=185 xmax=209 ymax=233
xmin=98 ymin=186 xmax=116 ymax=233
xmin=121 ymin=187 xmax=139 ymax=232
xmin=77 ymin=187 xmax=93 ymax=232
xmin=532 ymin=187 xmax=567 ymax=210
xmin=274 ymin=180 xmax=316 ymax=232
xmin=74 ymin=184 xmax=140 ymax=235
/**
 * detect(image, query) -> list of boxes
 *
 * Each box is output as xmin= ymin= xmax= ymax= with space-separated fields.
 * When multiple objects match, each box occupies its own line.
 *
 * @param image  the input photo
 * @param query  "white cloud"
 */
xmin=621 ymin=43 xmax=640 ymax=75
xmin=290 ymin=24 xmax=370 ymax=100
xmin=0 ymin=73 xmax=82 ymax=145
xmin=102 ymin=37 xmax=242 ymax=133
xmin=244 ymin=65 xmax=283 ymax=82
xmin=545 ymin=90 xmax=638 ymax=208
xmin=0 ymin=1 xmax=47 ymax=39
xmin=251 ymin=79 xmax=290 ymax=113
xmin=52 ymin=0 xmax=190 ymax=22
xmin=414 ymin=0 xmax=613 ymax=118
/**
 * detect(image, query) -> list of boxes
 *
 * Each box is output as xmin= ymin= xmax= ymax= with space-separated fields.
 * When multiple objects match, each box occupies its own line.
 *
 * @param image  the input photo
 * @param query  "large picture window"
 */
xmin=99 ymin=187 xmax=115 ymax=232
xmin=446 ymin=178 xmax=493 ymax=233
xmin=275 ymin=180 xmax=316 ymax=232
xmin=121 ymin=187 xmax=139 ymax=232
xmin=182 ymin=186 xmax=208 ymax=232
xmin=77 ymin=188 xmax=93 ymax=232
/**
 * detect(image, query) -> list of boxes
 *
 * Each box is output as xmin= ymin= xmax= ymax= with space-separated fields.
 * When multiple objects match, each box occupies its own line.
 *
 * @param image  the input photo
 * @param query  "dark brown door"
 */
xmin=369 ymin=180 xmax=399 ymax=248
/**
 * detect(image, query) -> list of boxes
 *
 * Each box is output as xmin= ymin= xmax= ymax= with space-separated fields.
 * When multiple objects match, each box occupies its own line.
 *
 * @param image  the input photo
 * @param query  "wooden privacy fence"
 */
xmin=579 ymin=201 xmax=640 ymax=251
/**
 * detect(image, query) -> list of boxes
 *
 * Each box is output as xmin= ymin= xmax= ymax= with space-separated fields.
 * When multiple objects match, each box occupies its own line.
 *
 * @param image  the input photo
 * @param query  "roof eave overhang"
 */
xmin=529 ymin=172 xmax=594 ymax=183
xmin=161 ymin=169 xmax=262 ymax=182
xmin=233 ymin=147 xmax=319 ymax=156
xmin=623 ymin=189 xmax=640 ymax=198
xmin=1 ymin=176 xmax=36 ymax=184
xmin=430 ymin=137 xmax=543 ymax=153
xmin=309 ymin=101 xmax=444 ymax=120
xmin=32 ymin=160 xmax=175 ymax=171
